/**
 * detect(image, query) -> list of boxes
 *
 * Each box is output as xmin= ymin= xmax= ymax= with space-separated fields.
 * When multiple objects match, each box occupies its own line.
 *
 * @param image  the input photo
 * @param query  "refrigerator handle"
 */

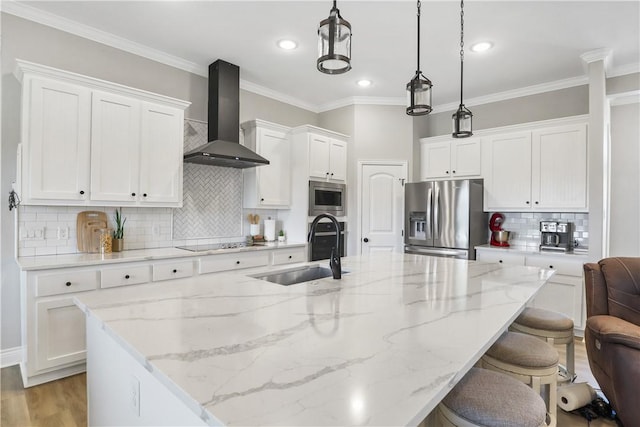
xmin=426 ymin=187 xmax=433 ymax=239
xmin=434 ymin=186 xmax=440 ymax=239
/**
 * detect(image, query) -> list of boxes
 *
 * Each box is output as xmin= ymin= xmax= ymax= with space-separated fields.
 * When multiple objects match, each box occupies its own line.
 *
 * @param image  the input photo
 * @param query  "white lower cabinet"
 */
xmin=20 ymin=246 xmax=306 ymax=386
xmin=476 ymin=248 xmax=586 ymax=332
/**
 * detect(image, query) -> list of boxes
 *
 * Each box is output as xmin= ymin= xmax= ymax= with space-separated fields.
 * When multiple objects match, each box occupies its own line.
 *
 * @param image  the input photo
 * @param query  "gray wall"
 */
xmin=609 ymin=102 xmax=640 ymax=256
xmin=0 ymin=13 xmax=317 ymax=352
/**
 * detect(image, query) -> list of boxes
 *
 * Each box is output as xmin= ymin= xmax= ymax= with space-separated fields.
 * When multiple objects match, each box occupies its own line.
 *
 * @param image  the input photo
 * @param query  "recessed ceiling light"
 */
xmin=470 ymin=41 xmax=493 ymax=53
xmin=357 ymin=79 xmax=372 ymax=87
xmin=277 ymin=39 xmax=297 ymax=50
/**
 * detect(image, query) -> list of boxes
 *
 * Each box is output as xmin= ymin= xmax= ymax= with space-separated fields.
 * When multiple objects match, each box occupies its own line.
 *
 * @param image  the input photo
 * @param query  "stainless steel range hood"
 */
xmin=183 ymin=60 xmax=269 ymax=168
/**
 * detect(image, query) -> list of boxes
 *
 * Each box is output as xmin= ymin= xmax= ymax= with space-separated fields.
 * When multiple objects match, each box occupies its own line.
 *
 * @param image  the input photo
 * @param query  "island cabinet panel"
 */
xmin=15 ymin=60 xmax=189 ymax=207
xmin=420 ymin=137 xmax=482 ymax=180
xmin=86 ymin=315 xmax=207 ymax=427
xmin=242 ymin=120 xmax=292 ymax=209
xmin=483 ymin=121 xmax=588 ymax=212
xmin=476 ymin=247 xmax=586 ymax=332
xmin=19 ymin=76 xmax=92 ymax=203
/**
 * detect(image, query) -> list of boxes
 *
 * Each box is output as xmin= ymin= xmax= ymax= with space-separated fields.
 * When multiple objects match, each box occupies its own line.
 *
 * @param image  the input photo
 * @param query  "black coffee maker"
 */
xmin=540 ymin=221 xmax=574 ymax=252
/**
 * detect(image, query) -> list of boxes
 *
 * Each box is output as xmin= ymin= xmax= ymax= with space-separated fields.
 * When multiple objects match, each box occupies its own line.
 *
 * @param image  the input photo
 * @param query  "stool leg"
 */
xmin=532 ymin=376 xmax=542 ymax=395
xmin=566 ymin=338 xmax=575 ymax=381
xmin=548 ymin=381 xmax=557 ymax=422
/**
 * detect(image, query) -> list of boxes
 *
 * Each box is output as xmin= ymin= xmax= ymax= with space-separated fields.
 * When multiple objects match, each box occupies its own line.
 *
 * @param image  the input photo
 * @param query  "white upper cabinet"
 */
xmin=308 ymin=133 xmax=347 ymax=183
xmin=242 ymin=120 xmax=291 ymax=209
xmin=420 ymin=137 xmax=481 ymax=180
xmin=20 ymin=76 xmax=92 ymax=202
xmin=532 ymin=124 xmax=588 ymax=210
xmin=15 ymin=60 xmax=190 ymax=207
xmin=484 ymin=122 xmax=588 ymax=212
xmin=484 ymin=132 xmax=533 ymax=210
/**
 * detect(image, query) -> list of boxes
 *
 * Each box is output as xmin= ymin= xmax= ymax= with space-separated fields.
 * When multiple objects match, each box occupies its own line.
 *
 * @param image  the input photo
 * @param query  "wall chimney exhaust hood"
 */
xmin=183 ymin=60 xmax=269 ymax=168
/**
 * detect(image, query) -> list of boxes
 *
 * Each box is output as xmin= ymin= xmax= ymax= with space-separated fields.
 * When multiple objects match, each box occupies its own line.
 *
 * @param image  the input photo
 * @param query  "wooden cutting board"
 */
xmin=77 ymin=211 xmax=108 ymax=252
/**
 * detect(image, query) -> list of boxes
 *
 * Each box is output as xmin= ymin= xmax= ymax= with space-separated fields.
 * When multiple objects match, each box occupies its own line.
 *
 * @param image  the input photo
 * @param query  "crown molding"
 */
xmin=2 ymin=0 xmax=208 ymax=77
xmin=608 ymin=90 xmax=640 ymax=106
xmin=432 ymin=75 xmax=589 ymax=114
xmin=318 ymin=96 xmax=405 ymax=113
xmin=581 ymin=48 xmax=613 ymax=76
xmin=239 ymin=80 xmax=318 ymax=113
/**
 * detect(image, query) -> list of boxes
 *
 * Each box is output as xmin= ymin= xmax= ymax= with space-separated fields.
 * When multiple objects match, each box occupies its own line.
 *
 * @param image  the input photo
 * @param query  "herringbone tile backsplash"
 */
xmin=173 ymin=119 xmax=243 ymax=239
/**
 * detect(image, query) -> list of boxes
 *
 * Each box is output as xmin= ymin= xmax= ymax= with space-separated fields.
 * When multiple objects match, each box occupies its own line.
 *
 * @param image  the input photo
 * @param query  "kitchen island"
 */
xmin=74 ymin=253 xmax=553 ymax=426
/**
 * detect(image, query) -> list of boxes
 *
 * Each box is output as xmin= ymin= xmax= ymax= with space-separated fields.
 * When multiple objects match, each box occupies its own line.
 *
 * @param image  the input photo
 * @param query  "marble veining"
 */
xmin=75 ymin=253 xmax=554 ymax=426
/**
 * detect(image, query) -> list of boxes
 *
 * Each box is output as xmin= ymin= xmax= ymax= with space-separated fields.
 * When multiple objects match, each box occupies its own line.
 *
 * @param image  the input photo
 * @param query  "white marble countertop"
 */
xmin=475 ymin=244 xmax=589 ymax=258
xmin=74 ymin=253 xmax=553 ymax=427
xmin=16 ymin=241 xmax=307 ymax=271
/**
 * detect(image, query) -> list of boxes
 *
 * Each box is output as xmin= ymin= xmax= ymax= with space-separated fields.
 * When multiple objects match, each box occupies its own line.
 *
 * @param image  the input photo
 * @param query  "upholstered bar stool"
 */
xmin=481 ymin=331 xmax=559 ymax=422
xmin=510 ymin=307 xmax=575 ymax=382
xmin=438 ymin=367 xmax=554 ymax=427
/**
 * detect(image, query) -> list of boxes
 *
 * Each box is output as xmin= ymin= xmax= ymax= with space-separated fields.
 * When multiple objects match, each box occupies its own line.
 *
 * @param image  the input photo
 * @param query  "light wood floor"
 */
xmin=0 ymin=338 xmax=619 ymax=426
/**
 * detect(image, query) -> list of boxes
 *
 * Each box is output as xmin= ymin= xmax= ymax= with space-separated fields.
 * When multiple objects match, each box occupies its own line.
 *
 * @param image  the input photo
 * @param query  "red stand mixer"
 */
xmin=489 ymin=213 xmax=510 ymax=247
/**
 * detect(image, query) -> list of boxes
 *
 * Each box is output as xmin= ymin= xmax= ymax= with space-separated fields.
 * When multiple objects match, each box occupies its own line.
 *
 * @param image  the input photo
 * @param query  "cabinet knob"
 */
xmin=65 ymin=281 xmax=72 ymax=287
xmin=445 ymin=170 xmax=449 ymax=174
xmin=260 ymin=198 xmax=264 ymax=202
xmin=499 ymin=260 xmax=503 ymax=263
xmin=363 ymin=237 xmax=369 ymax=243
xmin=549 ymin=265 xmax=554 ymax=269
xmin=131 ymin=192 xmax=136 ymax=197
xmin=79 ymin=190 xmax=85 ymax=195
xmin=143 ymin=193 xmax=148 ymax=197
xmin=535 ymin=201 xmax=539 ymax=205
xmin=236 ymin=261 xmax=240 ymax=265
xmin=331 ymin=173 xmax=334 ymax=176
xmin=526 ymin=201 xmax=530 ymax=204
xmin=125 ymin=274 xmax=130 ymax=279
xmin=452 ymin=170 xmax=456 ymax=174
xmin=288 ymin=255 xmax=292 ymax=259
xmin=172 ymin=269 xmax=177 ymax=273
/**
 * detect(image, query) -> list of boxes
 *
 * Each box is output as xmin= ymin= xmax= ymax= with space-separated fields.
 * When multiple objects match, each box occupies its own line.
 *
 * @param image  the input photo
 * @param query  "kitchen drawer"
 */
xmin=272 ymin=248 xmax=307 ymax=265
xmin=199 ymin=252 xmax=270 ymax=274
xmin=525 ymin=255 xmax=584 ymax=277
xmin=153 ymin=260 xmax=194 ymax=282
xmin=101 ymin=265 xmax=151 ymax=289
xmin=36 ymin=270 xmax=99 ymax=297
xmin=476 ymin=250 xmax=525 ymax=266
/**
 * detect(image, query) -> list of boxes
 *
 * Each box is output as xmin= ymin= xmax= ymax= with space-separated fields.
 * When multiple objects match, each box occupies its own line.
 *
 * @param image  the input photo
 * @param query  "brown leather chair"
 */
xmin=583 ymin=257 xmax=640 ymax=426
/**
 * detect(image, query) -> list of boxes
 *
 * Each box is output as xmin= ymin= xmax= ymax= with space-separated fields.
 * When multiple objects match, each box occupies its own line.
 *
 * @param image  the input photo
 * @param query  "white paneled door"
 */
xmin=360 ymin=163 xmax=407 ymax=255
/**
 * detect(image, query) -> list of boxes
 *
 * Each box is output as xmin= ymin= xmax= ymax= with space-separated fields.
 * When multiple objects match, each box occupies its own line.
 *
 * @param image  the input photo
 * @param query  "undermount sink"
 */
xmin=251 ymin=265 xmax=348 ymax=286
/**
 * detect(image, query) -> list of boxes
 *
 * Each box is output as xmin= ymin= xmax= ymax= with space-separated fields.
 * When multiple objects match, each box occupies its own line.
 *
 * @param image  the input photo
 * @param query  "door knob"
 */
xmin=363 ymin=238 xmax=369 ymax=243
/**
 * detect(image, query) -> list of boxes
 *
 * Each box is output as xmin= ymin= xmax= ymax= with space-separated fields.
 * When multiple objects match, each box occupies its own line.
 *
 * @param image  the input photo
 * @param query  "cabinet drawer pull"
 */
xmin=143 ymin=193 xmax=148 ymax=197
xmin=65 ymin=281 xmax=72 ymax=287
xmin=288 ymin=255 xmax=292 ymax=259
xmin=125 ymin=274 xmax=130 ymax=279
xmin=330 ymin=172 xmax=334 ymax=176
xmin=549 ymin=265 xmax=554 ymax=269
xmin=79 ymin=190 xmax=85 ymax=195
xmin=535 ymin=201 xmax=539 ymax=205
xmin=445 ymin=170 xmax=449 ymax=174
xmin=131 ymin=192 xmax=136 ymax=197
xmin=526 ymin=201 xmax=530 ymax=204
xmin=452 ymin=170 xmax=456 ymax=174
xmin=236 ymin=261 xmax=240 ymax=265
xmin=172 ymin=269 xmax=177 ymax=273
xmin=499 ymin=260 xmax=503 ymax=263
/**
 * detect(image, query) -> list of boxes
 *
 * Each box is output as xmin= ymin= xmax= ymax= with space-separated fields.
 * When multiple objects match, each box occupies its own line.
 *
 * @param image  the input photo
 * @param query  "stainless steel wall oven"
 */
xmin=308 ymin=221 xmax=346 ymax=261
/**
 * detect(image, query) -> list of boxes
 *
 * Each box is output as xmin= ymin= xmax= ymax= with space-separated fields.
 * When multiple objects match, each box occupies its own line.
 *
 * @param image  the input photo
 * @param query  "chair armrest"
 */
xmin=586 ymin=315 xmax=640 ymax=351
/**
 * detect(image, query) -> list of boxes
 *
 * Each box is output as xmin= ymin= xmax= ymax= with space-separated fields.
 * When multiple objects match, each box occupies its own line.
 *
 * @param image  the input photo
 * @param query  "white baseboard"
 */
xmin=1 ymin=346 xmax=23 ymax=368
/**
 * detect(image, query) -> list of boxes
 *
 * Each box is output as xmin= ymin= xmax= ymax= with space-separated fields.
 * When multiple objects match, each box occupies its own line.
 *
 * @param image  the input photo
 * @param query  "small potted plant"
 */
xmin=112 ymin=208 xmax=126 ymax=252
xmin=278 ymin=230 xmax=286 ymax=243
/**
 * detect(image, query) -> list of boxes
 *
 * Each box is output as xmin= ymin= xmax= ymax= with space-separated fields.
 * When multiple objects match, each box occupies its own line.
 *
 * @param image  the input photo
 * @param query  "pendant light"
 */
xmin=452 ymin=0 xmax=473 ymax=137
xmin=317 ymin=0 xmax=352 ymax=74
xmin=406 ymin=0 xmax=433 ymax=116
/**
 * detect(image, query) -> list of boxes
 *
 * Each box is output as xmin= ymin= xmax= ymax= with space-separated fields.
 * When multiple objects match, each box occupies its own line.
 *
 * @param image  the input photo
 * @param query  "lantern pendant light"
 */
xmin=317 ymin=0 xmax=352 ymax=75
xmin=406 ymin=0 xmax=433 ymax=116
xmin=452 ymin=0 xmax=473 ymax=137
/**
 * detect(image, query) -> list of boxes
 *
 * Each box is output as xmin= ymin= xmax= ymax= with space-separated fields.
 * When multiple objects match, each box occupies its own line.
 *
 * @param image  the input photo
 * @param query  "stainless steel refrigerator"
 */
xmin=404 ymin=179 xmax=487 ymax=259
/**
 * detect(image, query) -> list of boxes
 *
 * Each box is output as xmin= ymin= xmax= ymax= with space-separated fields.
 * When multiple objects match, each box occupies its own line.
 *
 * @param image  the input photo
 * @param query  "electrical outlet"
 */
xmin=129 ymin=375 xmax=140 ymax=417
xmin=33 ymin=227 xmax=45 ymax=239
xmin=57 ymin=227 xmax=69 ymax=240
xmin=21 ymin=227 xmax=45 ymax=240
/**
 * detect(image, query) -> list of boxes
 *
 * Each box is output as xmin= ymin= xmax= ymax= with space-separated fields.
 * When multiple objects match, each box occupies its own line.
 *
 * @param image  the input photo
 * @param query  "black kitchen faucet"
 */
xmin=308 ymin=213 xmax=342 ymax=279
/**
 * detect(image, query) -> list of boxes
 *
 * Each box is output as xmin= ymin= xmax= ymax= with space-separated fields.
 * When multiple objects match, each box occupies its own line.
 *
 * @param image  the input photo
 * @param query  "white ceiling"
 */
xmin=6 ymin=1 xmax=640 ymax=112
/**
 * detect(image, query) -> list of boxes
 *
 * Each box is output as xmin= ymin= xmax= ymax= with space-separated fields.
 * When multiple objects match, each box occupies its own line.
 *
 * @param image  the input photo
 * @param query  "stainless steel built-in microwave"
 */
xmin=308 ymin=181 xmax=346 ymax=217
